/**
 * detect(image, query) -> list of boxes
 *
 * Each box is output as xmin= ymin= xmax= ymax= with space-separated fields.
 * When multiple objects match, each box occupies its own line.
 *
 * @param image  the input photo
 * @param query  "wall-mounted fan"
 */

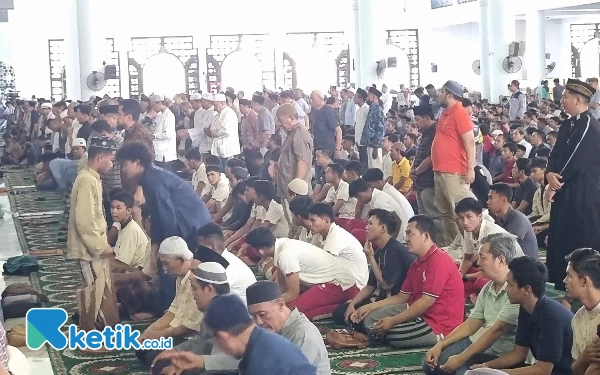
xmin=472 ymin=60 xmax=481 ymax=75
xmin=546 ymin=62 xmax=556 ymax=75
xmin=86 ymin=71 xmax=107 ymax=91
xmin=502 ymin=56 xmax=522 ymax=74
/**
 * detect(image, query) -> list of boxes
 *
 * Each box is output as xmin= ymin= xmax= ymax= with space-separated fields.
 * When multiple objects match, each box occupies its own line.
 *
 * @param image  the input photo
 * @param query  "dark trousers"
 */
xmin=358 ymin=146 xmax=368 ymax=173
xmin=331 ymin=297 xmax=373 ymax=333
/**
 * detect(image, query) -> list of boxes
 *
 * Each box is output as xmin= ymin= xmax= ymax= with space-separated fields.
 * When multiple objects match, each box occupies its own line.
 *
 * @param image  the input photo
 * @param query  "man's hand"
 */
xmin=363 ymin=241 xmax=375 ymax=259
xmin=152 ymin=349 xmax=176 ymax=367
xmin=160 ymin=365 xmax=182 ymax=375
xmin=425 ymin=343 xmax=443 ymax=369
xmin=350 ymin=304 xmax=374 ymax=323
xmin=344 ymin=304 xmax=356 ymax=324
xmin=440 ymin=354 xmax=467 ymax=373
xmin=533 ymin=224 xmax=549 ymax=234
xmin=546 ymin=172 xmax=564 ymax=191
xmin=371 ymin=316 xmax=395 ymax=334
xmin=101 ymin=245 xmax=114 ymax=256
xmin=176 ymin=129 xmax=189 ymax=140
xmin=334 ymin=149 xmax=341 ymax=159
xmin=466 ymin=168 xmax=475 ymax=184
xmin=470 ymin=362 xmax=490 ymax=370
xmin=170 ymin=352 xmax=205 ymax=371
xmin=203 ymin=127 xmax=212 ymax=136
xmin=579 ymin=339 xmax=600 ymax=364
xmin=544 ymin=188 xmax=557 ymax=203
xmin=371 ymin=148 xmax=379 ymax=160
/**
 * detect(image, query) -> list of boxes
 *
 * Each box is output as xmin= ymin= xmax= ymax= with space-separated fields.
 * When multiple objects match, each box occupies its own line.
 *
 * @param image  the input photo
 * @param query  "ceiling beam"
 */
xmin=0 ymin=0 xmax=13 ymax=10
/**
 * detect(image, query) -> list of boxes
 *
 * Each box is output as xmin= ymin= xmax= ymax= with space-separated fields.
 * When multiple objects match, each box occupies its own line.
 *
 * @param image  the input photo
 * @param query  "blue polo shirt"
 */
xmin=239 ymin=326 xmax=316 ymax=375
xmin=515 ymin=296 xmax=574 ymax=373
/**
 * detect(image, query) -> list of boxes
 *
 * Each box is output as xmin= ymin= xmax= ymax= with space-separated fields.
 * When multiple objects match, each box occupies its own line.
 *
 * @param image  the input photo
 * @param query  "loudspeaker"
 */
xmin=387 ymin=56 xmax=397 ymax=68
xmin=517 ymin=41 xmax=526 ymax=57
xmin=104 ymin=65 xmax=117 ymax=80
xmin=431 ymin=64 xmax=438 ymax=73
xmin=545 ymin=53 xmax=551 ymax=59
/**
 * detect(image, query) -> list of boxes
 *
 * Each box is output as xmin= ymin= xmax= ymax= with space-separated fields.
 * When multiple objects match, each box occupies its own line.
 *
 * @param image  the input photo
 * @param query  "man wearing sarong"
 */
xmin=67 ymin=136 xmax=119 ymax=336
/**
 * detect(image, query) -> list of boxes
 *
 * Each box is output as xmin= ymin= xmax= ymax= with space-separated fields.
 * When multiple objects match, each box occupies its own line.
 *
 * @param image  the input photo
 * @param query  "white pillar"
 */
xmin=65 ymin=0 xmax=81 ymax=100
xmin=526 ymin=10 xmax=546 ymax=90
xmin=75 ymin=0 xmax=105 ymax=101
xmin=487 ymin=0 xmax=515 ymax=102
xmin=353 ymin=0 xmax=378 ymax=89
xmin=479 ymin=0 xmax=491 ymax=100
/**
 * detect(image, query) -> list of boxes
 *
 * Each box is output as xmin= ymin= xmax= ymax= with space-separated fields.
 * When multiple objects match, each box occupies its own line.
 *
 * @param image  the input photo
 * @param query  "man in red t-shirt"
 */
xmin=492 ymin=142 xmax=517 ymax=185
xmin=430 ymin=81 xmax=476 ymax=246
xmin=350 ymin=215 xmax=464 ymax=349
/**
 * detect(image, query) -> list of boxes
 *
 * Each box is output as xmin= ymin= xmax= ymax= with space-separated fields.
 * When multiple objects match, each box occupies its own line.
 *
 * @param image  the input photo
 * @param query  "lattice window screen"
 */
xmin=387 ymin=29 xmax=420 ymax=90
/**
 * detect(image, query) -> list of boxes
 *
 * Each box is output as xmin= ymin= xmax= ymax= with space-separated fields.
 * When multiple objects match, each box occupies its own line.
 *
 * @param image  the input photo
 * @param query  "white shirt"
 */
xmin=51 ymin=131 xmax=60 ymax=153
xmin=572 ymin=301 xmax=600 ymax=360
xmin=222 ymin=249 xmax=257 ymax=303
xmin=153 ymin=107 xmax=178 ymax=162
xmin=518 ymin=139 xmax=532 ymax=158
xmin=274 ymin=238 xmax=356 ymax=290
xmin=316 ymin=223 xmax=369 ymax=289
xmin=211 ymin=106 xmax=241 ymax=158
xmin=208 ymin=176 xmax=230 ymax=208
xmin=323 ymin=180 xmax=357 ymax=219
xmin=192 ymin=107 xmax=216 ymax=153
xmin=462 ymin=219 xmax=524 ymax=256
xmin=254 ymin=201 xmax=289 ymax=238
xmin=382 ymin=153 xmax=393 ymax=182
xmin=191 ymin=163 xmax=210 ymax=196
xmin=381 ymin=92 xmax=393 ymax=114
xmin=378 ymin=185 xmax=414 ymax=239
xmin=66 ymin=119 xmax=81 ymax=154
xmin=296 ymin=98 xmax=310 ymax=115
xmin=355 ymin=103 xmax=369 ymax=146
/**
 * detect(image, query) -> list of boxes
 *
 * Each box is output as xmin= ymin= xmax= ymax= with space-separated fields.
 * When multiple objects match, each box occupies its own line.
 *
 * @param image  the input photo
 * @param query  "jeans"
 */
xmin=422 ymin=337 xmax=498 ymax=375
xmin=48 ymin=158 xmax=77 ymax=191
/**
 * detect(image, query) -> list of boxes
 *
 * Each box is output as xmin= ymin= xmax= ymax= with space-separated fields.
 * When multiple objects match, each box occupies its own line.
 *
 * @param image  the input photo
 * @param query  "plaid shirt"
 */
xmin=102 ymin=132 xmax=123 ymax=192
xmin=413 ymin=124 xmax=437 ymax=191
xmin=122 ymin=123 xmax=155 ymax=192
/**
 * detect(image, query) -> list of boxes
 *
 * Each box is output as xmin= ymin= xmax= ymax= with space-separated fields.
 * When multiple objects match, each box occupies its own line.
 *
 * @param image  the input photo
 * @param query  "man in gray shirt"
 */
xmin=251 ymin=95 xmax=275 ymax=154
xmin=246 ymin=281 xmax=331 ymax=375
xmin=586 ymin=77 xmax=600 ymax=120
xmin=552 ymin=78 xmax=563 ymax=105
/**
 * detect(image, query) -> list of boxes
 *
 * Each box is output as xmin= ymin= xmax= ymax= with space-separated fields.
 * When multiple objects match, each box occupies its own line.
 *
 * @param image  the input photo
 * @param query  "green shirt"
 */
xmin=469 ymin=280 xmax=519 ymax=356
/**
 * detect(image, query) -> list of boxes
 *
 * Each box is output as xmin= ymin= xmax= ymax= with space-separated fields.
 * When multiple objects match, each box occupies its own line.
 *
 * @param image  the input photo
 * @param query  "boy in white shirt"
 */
xmin=109 ymin=191 xmax=149 ymax=272
xmin=203 ymin=164 xmax=230 ymax=214
xmin=323 ymin=163 xmax=357 ymax=219
xmin=382 ymin=133 xmax=398 ymax=182
xmin=184 ymin=148 xmax=209 ymax=198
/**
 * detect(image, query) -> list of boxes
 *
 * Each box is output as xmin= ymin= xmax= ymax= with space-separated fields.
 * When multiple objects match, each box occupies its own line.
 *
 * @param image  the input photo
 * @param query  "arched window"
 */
xmin=143 ymin=52 xmax=186 ymax=97
xmin=580 ymin=37 xmax=600 ymax=79
xmin=221 ymin=51 xmax=263 ymax=95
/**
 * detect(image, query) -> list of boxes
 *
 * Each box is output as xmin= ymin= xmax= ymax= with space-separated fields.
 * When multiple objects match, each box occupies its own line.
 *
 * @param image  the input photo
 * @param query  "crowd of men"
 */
xmin=1 ymin=76 xmax=600 ymax=375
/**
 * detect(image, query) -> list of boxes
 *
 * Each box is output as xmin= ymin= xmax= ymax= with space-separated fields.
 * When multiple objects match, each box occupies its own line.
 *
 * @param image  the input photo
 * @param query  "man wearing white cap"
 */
xmin=136 ymin=236 xmax=203 ymax=364
xmin=209 ymin=93 xmax=240 ymax=171
xmin=39 ymin=102 xmax=55 ymax=135
xmin=149 ymin=95 xmax=178 ymax=169
xmin=44 ymin=138 xmax=87 ymax=191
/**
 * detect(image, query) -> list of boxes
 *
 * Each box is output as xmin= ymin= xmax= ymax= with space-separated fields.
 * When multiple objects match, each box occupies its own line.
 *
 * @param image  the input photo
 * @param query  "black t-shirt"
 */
xmin=513 ymin=177 xmax=538 ymax=216
xmin=515 ymin=296 xmax=574 ymax=374
xmin=77 ymin=122 xmax=92 ymax=142
xmin=366 ymin=237 xmax=416 ymax=296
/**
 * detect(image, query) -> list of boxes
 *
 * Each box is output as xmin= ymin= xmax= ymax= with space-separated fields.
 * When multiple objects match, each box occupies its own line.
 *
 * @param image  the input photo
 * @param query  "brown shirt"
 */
xmin=121 ymin=123 xmax=155 ymax=192
xmin=277 ymin=123 xmax=313 ymax=198
xmin=241 ymin=110 xmax=259 ymax=150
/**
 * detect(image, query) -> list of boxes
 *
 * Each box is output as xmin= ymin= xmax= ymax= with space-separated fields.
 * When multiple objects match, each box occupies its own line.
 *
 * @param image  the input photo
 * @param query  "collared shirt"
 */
xmin=572 ymin=301 xmax=600 ymax=360
xmin=413 ymin=124 xmax=437 ymax=191
xmin=277 ymin=123 xmax=313 ymax=198
xmin=191 ymin=163 xmax=210 ymax=196
xmin=239 ymin=326 xmax=316 ymax=375
xmin=509 ymin=90 xmax=526 ymax=121
xmin=469 ymin=281 xmax=519 ymax=356
xmin=192 ymin=106 xmax=216 ymax=153
xmin=323 ymin=180 xmax=357 ymax=219
xmin=513 ymin=177 xmax=538 ymax=216
xmin=432 ymin=103 xmax=473 ymax=175
xmin=279 ymin=308 xmax=331 ymax=375
xmin=529 ymin=184 xmax=552 ymax=225
xmin=344 ymin=100 xmax=357 ymax=126
xmin=153 ymin=107 xmax=178 ymax=162
xmin=114 ymin=219 xmax=149 ymax=268
xmin=488 ymin=150 xmax=506 ymax=178
xmin=168 ymin=271 xmax=203 ymax=331
xmin=355 ymin=103 xmax=369 ymax=145
xmin=221 ymin=250 xmax=257 ymax=302
xmin=367 ymin=237 xmax=416 ymax=297
xmin=400 ymin=245 xmax=464 ymax=335
xmin=391 ymin=157 xmax=412 ymax=192
xmin=495 ymin=208 xmax=538 ymax=258
xmin=367 ymin=188 xmax=408 ymax=240
xmin=590 ymin=89 xmax=600 ymax=119
xmin=310 ymin=105 xmax=338 ymax=150
xmin=462 ymin=219 xmax=524 ymax=256
xmin=515 ymin=296 xmax=574 ymax=373
xmin=257 ymin=107 xmax=275 ymax=148
xmin=211 ymin=106 xmax=240 ymax=158
xmin=518 ymin=139 xmax=532 ymax=158
xmin=67 ymin=167 xmax=108 ymax=261
xmin=208 ymin=177 xmax=230 ymax=209
xmin=241 ymin=110 xmax=259 ymax=149
xmin=362 ymin=102 xmax=385 ymax=148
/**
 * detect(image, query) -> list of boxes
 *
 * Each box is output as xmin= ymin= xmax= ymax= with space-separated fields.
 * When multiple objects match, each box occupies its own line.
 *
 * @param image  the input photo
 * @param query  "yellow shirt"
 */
xmin=114 ymin=220 xmax=149 ymax=268
xmin=168 ymin=271 xmax=203 ymax=331
xmin=391 ymin=157 xmax=412 ymax=193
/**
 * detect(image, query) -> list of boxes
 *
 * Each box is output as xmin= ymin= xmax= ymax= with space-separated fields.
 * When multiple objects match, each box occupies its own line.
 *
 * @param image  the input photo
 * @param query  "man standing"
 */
xmin=193 ymin=93 xmax=216 ymax=160
xmin=553 ymin=78 xmax=564 ymax=106
xmin=354 ymin=88 xmax=369 ymax=167
xmin=68 ymin=136 xmax=119 ymax=336
xmin=508 ymin=80 xmax=526 ymax=122
xmin=411 ymin=105 xmax=439 ymax=222
xmin=251 ymin=94 xmax=275 ymax=156
xmin=149 ymin=95 xmax=177 ymax=170
xmin=310 ymin=91 xmax=341 ymax=158
xmin=431 ymin=80 xmax=476 ymax=246
xmin=209 ymin=94 xmax=240 ymax=171
xmin=545 ymin=78 xmax=600 ymax=290
xmin=363 ymin=87 xmax=385 ymax=170
xmin=344 ymin=88 xmax=357 ymax=130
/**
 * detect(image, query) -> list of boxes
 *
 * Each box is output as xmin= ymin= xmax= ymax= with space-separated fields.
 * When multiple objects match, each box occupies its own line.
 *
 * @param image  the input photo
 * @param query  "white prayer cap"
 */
xmin=491 ymin=130 xmax=504 ymax=137
xmin=190 ymin=93 xmax=203 ymax=101
xmin=202 ymin=93 xmax=214 ymax=101
xmin=288 ymin=178 xmax=309 ymax=196
xmin=149 ymin=94 xmax=164 ymax=102
xmin=213 ymin=93 xmax=226 ymax=102
xmin=40 ymin=103 xmax=52 ymax=109
xmin=158 ymin=236 xmax=194 ymax=260
xmin=346 ymin=87 xmax=356 ymax=94
xmin=72 ymin=138 xmax=86 ymax=148
xmin=59 ymin=110 xmax=68 ymax=119
xmin=191 ymin=262 xmax=228 ymax=284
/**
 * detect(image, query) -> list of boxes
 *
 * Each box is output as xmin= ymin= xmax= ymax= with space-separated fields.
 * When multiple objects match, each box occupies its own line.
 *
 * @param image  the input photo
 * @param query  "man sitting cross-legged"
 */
xmin=195 ymin=223 xmax=256 ymax=302
xmin=350 ymin=215 xmax=464 ymax=349
xmin=564 ymin=248 xmax=600 ymax=375
xmin=108 ymin=190 xmax=149 ymax=273
xmin=245 ymin=226 xmax=361 ymax=320
xmin=150 ymin=262 xmax=240 ymax=375
xmin=136 ymin=236 xmax=203 ymax=366
xmin=470 ymin=257 xmax=574 ymax=375
xmin=246 ymin=281 xmax=331 ymax=375
xmin=423 ymin=233 xmax=521 ymax=375
xmin=332 ymin=209 xmax=416 ymax=329
xmin=202 ymin=164 xmax=231 ymax=214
